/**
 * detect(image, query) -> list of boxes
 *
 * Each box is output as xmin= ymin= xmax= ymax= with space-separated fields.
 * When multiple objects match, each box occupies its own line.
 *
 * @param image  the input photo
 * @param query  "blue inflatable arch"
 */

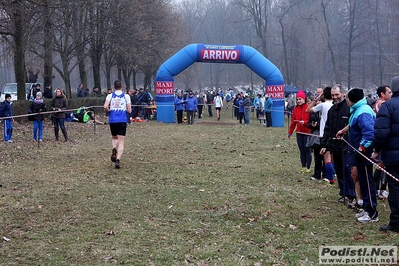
xmin=154 ymin=43 xmax=285 ymax=126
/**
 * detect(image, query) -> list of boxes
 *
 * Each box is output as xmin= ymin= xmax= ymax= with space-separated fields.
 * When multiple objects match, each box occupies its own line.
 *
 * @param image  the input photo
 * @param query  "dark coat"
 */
xmin=51 ymin=96 xmax=68 ymax=119
xmin=30 ymin=100 xmax=47 ymax=121
xmin=374 ymin=92 xmax=399 ymax=165
xmin=0 ymin=100 xmax=12 ymax=117
xmin=321 ymin=99 xmax=350 ymax=154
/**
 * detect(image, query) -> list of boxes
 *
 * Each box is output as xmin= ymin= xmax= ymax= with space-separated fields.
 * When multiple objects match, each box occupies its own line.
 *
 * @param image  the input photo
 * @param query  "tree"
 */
xmin=0 ymin=0 xmax=34 ymax=100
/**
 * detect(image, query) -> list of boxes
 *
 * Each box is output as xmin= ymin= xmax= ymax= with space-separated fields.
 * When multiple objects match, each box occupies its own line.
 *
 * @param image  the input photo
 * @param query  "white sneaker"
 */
xmin=355 ymin=210 xmax=367 ymax=218
xmin=322 ymin=178 xmax=329 ymax=182
xmin=357 ymin=213 xmax=379 ymax=223
xmin=381 ymin=190 xmax=389 ymax=199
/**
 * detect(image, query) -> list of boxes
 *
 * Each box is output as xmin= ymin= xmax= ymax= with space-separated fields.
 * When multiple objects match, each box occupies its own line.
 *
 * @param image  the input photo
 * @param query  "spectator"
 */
xmin=337 ymin=88 xmax=378 ymax=223
xmin=197 ymin=92 xmax=205 ymax=119
xmin=186 ymin=91 xmax=198 ymax=125
xmin=241 ymin=93 xmax=252 ymax=125
xmin=288 ymin=90 xmax=312 ymax=173
xmin=29 ymin=91 xmax=47 ymax=141
xmin=373 ymin=85 xmax=392 ymax=200
xmin=0 ymin=93 xmax=13 ymax=142
xmin=264 ymin=94 xmax=273 ymax=127
xmin=43 ymin=84 xmax=53 ymax=99
xmin=373 ymin=77 xmax=399 ymax=232
xmin=30 ymin=84 xmax=41 ymax=101
xmin=91 ymin=86 xmax=102 ymax=97
xmin=206 ymin=91 xmax=213 ymax=117
xmin=51 ymin=88 xmax=69 ymax=141
xmin=307 ymin=87 xmax=334 ymax=184
xmin=286 ymin=94 xmax=295 ymax=118
xmin=77 ymin=84 xmax=84 ymax=98
xmin=237 ymin=94 xmax=245 ymax=124
xmin=174 ymin=91 xmax=185 ymax=124
xmin=321 ymin=85 xmax=356 ymax=205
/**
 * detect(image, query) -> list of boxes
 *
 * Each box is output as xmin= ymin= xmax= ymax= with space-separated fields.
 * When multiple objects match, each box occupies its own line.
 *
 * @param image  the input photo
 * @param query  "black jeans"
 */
xmin=312 ymin=146 xmax=325 ymax=179
xmin=176 ymin=110 xmax=183 ymax=124
xmin=265 ymin=111 xmax=272 ymax=127
xmin=296 ymin=133 xmax=311 ymax=168
xmin=207 ymin=104 xmax=213 ymax=117
xmin=197 ymin=105 xmax=203 ymax=118
xmin=333 ymin=151 xmax=356 ymax=198
xmin=386 ymin=165 xmax=399 ymax=227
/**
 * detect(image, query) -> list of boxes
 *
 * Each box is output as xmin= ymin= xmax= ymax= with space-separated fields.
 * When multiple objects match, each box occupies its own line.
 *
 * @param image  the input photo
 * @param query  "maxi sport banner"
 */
xmin=154 ymin=43 xmax=285 ymax=126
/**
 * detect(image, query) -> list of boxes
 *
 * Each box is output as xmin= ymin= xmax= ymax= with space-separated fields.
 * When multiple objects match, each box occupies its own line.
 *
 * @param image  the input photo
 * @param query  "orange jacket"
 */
xmin=288 ymin=103 xmax=311 ymax=135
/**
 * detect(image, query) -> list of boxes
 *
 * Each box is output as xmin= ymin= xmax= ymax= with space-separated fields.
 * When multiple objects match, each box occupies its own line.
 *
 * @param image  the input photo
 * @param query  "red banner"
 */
xmin=265 ymin=85 xmax=285 ymax=99
xmin=155 ymin=81 xmax=174 ymax=95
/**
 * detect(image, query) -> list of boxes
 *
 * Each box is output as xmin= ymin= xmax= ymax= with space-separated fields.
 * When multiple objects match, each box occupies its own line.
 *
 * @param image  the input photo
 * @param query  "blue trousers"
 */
xmin=33 ymin=120 xmax=44 ymax=140
xmin=3 ymin=119 xmax=13 ymax=141
xmin=244 ymin=109 xmax=250 ymax=125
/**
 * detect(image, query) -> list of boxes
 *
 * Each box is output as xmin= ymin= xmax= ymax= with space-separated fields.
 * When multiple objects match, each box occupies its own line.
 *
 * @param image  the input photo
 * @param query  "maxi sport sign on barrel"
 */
xmin=154 ymin=43 xmax=285 ymax=126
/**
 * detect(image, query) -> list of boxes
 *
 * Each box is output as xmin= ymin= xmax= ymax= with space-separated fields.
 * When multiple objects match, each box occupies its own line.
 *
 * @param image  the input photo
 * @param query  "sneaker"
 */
xmin=357 ymin=213 xmax=379 ymax=223
xmin=378 ymin=190 xmax=389 ymax=200
xmin=300 ymin=167 xmax=306 ymax=173
xmin=39 ymin=139 xmax=42 ymax=142
xmin=111 ymin=148 xmax=117 ymax=162
xmin=4 ymin=140 xmax=12 ymax=143
xmin=349 ymin=203 xmax=364 ymax=213
xmin=347 ymin=198 xmax=357 ymax=208
xmin=355 ymin=210 xmax=367 ymax=218
xmin=337 ymin=197 xmax=348 ymax=203
xmin=115 ymin=159 xmax=120 ymax=169
xmin=322 ymin=178 xmax=330 ymax=182
xmin=310 ymin=176 xmax=321 ymax=180
xmin=380 ymin=224 xmax=399 ymax=232
xmin=329 ymin=181 xmax=334 ymax=186
xmin=305 ymin=168 xmax=311 ymax=173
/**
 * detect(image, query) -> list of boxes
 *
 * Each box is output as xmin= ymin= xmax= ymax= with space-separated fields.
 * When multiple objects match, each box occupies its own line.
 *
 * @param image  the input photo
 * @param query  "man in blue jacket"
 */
xmin=264 ymin=94 xmax=273 ymax=127
xmin=174 ymin=91 xmax=185 ymax=124
xmin=185 ymin=91 xmax=198 ymax=125
xmin=373 ymin=76 xmax=399 ymax=232
xmin=337 ymin=88 xmax=378 ymax=223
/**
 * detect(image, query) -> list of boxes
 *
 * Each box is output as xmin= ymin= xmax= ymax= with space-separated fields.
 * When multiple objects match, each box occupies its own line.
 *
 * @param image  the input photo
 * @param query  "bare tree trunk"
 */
xmin=43 ymin=2 xmax=53 ymax=88
xmin=13 ymin=7 xmax=26 ymax=100
xmin=321 ymin=0 xmax=340 ymax=84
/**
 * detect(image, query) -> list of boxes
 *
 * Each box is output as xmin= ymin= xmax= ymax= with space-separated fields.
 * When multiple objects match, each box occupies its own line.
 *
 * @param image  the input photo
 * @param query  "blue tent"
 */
xmin=284 ymin=85 xmax=301 ymax=97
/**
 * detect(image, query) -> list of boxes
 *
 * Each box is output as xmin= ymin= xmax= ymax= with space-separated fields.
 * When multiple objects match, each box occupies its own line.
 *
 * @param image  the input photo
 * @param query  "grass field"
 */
xmin=0 ymin=109 xmax=397 ymax=265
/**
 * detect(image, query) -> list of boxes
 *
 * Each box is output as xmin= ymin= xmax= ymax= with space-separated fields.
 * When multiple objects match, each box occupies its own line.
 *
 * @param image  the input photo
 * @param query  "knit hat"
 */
xmin=5 ymin=93 xmax=11 ymax=99
xmin=347 ymin=88 xmax=364 ymax=103
xmin=36 ymin=91 xmax=42 ymax=98
xmin=390 ymin=76 xmax=399 ymax=93
xmin=296 ymin=90 xmax=306 ymax=99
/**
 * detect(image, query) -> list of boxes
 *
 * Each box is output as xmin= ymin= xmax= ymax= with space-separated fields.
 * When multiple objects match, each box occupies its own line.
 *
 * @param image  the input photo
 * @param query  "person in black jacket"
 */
xmin=29 ymin=91 xmax=47 ymax=141
xmin=321 ymin=85 xmax=356 ymax=204
xmin=373 ymin=76 xmax=399 ymax=232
